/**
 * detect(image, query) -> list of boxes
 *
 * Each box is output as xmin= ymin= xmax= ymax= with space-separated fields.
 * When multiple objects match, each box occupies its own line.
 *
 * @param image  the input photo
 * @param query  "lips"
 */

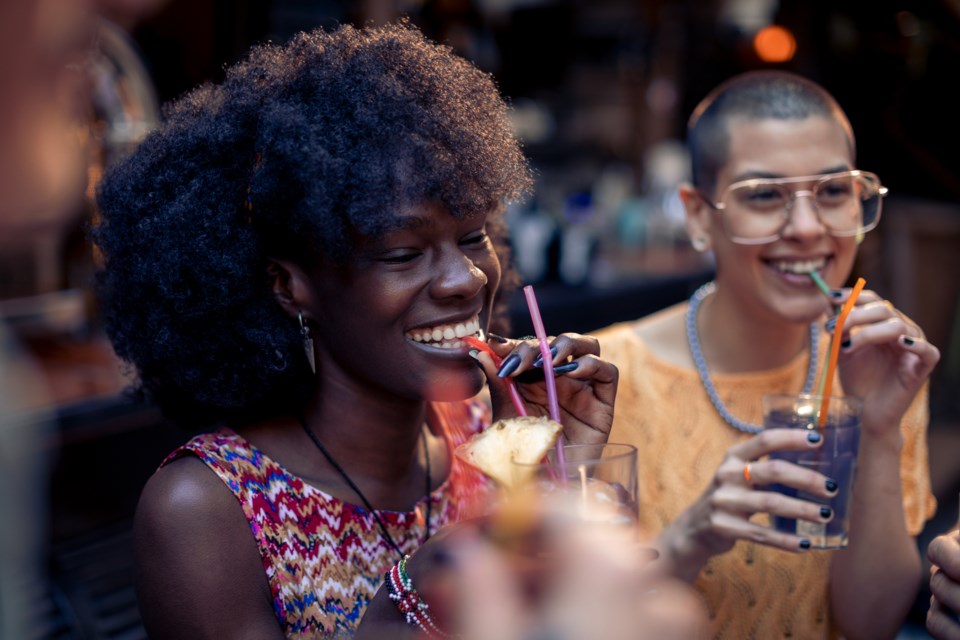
xmin=406 ymin=317 xmax=483 ymax=349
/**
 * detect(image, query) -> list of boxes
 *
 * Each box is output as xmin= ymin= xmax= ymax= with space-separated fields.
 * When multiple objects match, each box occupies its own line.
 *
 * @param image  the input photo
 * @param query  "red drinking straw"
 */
xmin=462 ymin=336 xmax=528 ymax=417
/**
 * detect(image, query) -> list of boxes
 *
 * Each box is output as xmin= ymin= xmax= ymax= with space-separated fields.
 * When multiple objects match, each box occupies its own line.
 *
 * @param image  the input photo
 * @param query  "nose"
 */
xmin=430 ymin=247 xmax=488 ymax=299
xmin=782 ymin=190 xmax=827 ymax=240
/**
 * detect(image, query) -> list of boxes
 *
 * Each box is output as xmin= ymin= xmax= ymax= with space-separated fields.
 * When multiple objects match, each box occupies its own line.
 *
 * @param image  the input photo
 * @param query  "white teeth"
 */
xmin=773 ymin=258 xmax=826 ymax=274
xmin=407 ymin=317 xmax=482 ymax=349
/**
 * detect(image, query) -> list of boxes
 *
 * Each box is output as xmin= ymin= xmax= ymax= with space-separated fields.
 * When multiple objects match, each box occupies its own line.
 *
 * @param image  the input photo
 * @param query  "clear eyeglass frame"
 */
xmin=697 ymin=170 xmax=888 ymax=245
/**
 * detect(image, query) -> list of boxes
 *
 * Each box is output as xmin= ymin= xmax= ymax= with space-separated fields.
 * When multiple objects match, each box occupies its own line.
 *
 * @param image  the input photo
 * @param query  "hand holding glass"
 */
xmin=763 ymin=393 xmax=862 ymax=549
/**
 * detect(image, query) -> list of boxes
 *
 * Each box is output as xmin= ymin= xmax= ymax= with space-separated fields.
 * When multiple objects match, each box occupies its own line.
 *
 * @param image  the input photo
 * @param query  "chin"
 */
xmin=421 ymin=369 xmax=486 ymax=403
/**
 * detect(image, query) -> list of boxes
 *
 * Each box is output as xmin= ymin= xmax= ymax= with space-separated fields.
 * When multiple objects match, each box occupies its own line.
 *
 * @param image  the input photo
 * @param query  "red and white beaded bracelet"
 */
xmin=386 ymin=555 xmax=457 ymax=639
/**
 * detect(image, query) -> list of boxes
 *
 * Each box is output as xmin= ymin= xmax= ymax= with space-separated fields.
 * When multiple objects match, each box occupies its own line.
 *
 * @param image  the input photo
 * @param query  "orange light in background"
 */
xmin=753 ymin=25 xmax=796 ymax=63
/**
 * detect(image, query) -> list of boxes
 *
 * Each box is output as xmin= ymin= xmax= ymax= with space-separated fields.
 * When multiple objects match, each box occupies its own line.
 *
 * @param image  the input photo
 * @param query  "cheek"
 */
xmin=485 ymin=254 xmax=502 ymax=292
xmin=832 ymin=238 xmax=858 ymax=280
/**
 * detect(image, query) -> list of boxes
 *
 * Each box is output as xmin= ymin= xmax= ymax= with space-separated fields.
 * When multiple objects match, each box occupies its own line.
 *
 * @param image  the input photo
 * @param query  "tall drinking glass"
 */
xmin=762 ymin=393 xmax=862 ymax=549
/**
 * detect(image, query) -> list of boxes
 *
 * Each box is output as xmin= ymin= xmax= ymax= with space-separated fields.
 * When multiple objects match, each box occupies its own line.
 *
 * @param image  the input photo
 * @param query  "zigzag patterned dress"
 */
xmin=160 ymin=400 xmax=491 ymax=638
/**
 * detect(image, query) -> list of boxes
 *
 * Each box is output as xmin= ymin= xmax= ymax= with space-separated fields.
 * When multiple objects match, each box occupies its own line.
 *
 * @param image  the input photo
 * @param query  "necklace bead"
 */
xmin=685 ymin=282 xmax=819 ymax=434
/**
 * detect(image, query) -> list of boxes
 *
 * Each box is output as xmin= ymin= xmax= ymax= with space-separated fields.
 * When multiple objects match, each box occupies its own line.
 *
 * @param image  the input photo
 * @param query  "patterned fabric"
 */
xmin=161 ymin=399 xmax=491 ymax=638
xmin=594 ymin=303 xmax=936 ymax=640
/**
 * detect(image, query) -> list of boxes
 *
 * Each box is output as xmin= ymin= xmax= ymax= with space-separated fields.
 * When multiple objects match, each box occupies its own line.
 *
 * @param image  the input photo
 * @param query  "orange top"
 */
xmin=594 ymin=303 xmax=936 ymax=640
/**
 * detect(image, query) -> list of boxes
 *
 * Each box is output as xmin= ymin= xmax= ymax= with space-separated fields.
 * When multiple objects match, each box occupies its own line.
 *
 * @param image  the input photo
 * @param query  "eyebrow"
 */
xmin=730 ymin=165 xmax=853 ymax=183
xmin=386 ymin=212 xmax=432 ymax=232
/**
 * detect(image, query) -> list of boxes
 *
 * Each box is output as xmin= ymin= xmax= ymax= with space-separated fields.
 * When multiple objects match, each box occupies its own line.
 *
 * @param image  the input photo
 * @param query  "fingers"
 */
xmin=706 ymin=509 xmax=820 ymax=553
xmin=492 ymin=333 xmax=601 ymax=379
xmin=829 ymin=289 xmax=940 ymax=362
xmin=930 ymin=532 xmax=960 ymax=585
xmin=713 ymin=480 xmax=834 ymax=527
xmin=727 ymin=426 xmax=825 ymax=463
xmin=701 ymin=431 xmax=842 ymax=553
xmin=927 ymin=584 xmax=960 ymax=640
xmin=721 ymin=456 xmax=837 ymax=500
xmin=492 ymin=333 xmax=615 ymax=401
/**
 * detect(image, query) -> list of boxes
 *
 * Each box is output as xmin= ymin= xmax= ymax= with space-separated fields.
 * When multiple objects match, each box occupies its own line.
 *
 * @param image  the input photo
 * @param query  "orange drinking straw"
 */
xmin=817 ymin=277 xmax=866 ymax=425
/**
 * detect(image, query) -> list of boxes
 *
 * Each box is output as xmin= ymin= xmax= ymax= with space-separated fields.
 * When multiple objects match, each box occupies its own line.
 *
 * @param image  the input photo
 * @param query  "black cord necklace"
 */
xmin=297 ymin=415 xmax=432 ymax=561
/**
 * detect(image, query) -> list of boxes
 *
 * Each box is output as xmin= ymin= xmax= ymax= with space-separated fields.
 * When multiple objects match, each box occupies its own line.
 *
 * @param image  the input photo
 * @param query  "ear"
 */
xmin=266 ymin=258 xmax=316 ymax=320
xmin=678 ymin=182 xmax=713 ymax=253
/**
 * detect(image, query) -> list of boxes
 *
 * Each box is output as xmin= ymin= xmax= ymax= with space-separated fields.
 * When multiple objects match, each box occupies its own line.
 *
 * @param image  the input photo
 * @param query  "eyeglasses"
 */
xmin=697 ymin=170 xmax=887 ymax=245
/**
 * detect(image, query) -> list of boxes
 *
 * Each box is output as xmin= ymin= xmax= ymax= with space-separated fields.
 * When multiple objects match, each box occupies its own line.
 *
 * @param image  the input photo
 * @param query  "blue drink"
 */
xmin=762 ymin=395 xmax=862 ymax=549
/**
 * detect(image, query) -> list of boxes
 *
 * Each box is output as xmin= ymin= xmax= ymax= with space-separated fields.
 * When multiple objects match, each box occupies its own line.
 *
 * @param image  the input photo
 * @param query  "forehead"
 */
xmin=720 ymin=116 xmax=854 ymax=184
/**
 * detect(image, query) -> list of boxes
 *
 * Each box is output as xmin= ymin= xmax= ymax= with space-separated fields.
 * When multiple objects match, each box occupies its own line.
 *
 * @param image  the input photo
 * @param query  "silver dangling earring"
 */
xmin=298 ymin=310 xmax=316 ymax=374
xmin=691 ymin=236 xmax=709 ymax=252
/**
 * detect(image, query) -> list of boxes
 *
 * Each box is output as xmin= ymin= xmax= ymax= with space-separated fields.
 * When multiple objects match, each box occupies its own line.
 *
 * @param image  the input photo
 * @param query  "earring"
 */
xmin=298 ymin=310 xmax=316 ymax=374
xmin=691 ymin=236 xmax=709 ymax=252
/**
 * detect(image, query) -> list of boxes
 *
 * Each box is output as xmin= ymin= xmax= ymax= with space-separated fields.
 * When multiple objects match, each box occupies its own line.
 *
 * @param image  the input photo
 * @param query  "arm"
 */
xmin=829 ymin=289 xmax=941 ymax=639
xmin=134 ymin=457 xmax=286 ymax=640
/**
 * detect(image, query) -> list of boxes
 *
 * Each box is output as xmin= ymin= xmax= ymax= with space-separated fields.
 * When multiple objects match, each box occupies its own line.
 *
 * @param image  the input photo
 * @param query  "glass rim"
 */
xmin=510 ymin=442 xmax=637 ymax=468
xmin=761 ymin=392 xmax=863 ymax=414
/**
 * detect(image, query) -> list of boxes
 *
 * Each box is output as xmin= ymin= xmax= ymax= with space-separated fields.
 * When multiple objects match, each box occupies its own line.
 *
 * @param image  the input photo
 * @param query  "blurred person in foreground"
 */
xmin=592 ymin=70 xmax=940 ymax=639
xmin=0 ymin=1 xmax=97 ymax=638
xmin=87 ymin=19 xmax=701 ymax=639
xmin=928 ymin=522 xmax=960 ymax=639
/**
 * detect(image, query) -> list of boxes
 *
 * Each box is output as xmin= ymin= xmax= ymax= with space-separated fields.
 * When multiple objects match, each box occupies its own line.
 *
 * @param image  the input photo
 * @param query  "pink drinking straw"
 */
xmin=522 ymin=285 xmax=568 ymax=471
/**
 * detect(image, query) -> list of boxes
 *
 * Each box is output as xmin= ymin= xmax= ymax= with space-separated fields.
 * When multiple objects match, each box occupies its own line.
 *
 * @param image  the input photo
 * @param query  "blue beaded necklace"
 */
xmin=685 ymin=282 xmax=819 ymax=434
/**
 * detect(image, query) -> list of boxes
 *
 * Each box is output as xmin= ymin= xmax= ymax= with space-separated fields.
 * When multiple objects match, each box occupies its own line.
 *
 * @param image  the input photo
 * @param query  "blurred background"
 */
xmin=1 ymin=0 xmax=958 ymax=638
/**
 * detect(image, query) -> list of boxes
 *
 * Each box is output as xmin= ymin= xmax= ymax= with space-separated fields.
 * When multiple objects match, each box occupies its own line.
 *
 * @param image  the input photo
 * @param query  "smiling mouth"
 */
xmin=406 ymin=317 xmax=483 ymax=349
xmin=767 ymin=257 xmax=827 ymax=275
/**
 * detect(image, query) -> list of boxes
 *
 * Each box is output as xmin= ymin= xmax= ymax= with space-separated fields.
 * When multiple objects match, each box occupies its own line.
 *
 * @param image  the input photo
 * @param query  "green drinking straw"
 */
xmin=808 ymin=270 xmax=832 ymax=298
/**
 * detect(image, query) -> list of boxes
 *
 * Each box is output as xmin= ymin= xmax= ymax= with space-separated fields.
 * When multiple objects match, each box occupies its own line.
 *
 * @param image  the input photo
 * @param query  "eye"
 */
xmin=460 ymin=230 xmax=490 ymax=247
xmin=378 ymin=251 xmax=421 ymax=264
xmin=816 ymin=178 xmax=854 ymax=204
xmin=732 ymin=184 xmax=787 ymax=212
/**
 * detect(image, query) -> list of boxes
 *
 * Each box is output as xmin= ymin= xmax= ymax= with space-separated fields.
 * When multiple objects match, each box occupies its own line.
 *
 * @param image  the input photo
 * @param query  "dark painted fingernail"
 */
xmin=515 ymin=361 xmax=579 ymax=383
xmin=497 ymin=354 xmax=521 ymax=377
xmin=825 ymin=479 xmax=838 ymax=494
xmin=820 ymin=506 xmax=833 ymax=519
xmin=799 ymin=539 xmax=811 ymax=550
xmin=840 ymin=338 xmax=851 ymax=349
xmin=487 ymin=333 xmax=509 ymax=343
xmin=831 ymin=289 xmax=844 ymax=298
xmin=902 ymin=336 xmax=915 ymax=346
xmin=552 ymin=361 xmax=578 ymax=374
xmin=807 ymin=431 xmax=822 ymax=444
xmin=532 ymin=346 xmax=559 ymax=367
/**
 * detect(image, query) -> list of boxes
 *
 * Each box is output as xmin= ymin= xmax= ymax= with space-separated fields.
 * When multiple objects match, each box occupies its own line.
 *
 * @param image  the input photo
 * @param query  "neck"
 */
xmin=698 ymin=284 xmax=810 ymax=374
xmin=305 ymin=384 xmax=429 ymax=485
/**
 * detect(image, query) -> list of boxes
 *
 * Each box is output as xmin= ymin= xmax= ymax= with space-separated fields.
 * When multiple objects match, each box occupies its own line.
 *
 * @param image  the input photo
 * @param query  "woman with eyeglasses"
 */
xmin=592 ymin=70 xmax=940 ymax=639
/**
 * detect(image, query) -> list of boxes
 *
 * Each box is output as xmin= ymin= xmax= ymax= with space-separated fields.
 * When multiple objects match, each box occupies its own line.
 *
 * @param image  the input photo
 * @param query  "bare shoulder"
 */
xmin=134 ymin=456 xmax=286 ymax=640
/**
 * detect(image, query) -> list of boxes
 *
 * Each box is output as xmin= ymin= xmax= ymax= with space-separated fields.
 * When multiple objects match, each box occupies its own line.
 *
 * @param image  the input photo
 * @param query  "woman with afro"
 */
xmin=93 ymin=20 xmax=619 ymax=639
